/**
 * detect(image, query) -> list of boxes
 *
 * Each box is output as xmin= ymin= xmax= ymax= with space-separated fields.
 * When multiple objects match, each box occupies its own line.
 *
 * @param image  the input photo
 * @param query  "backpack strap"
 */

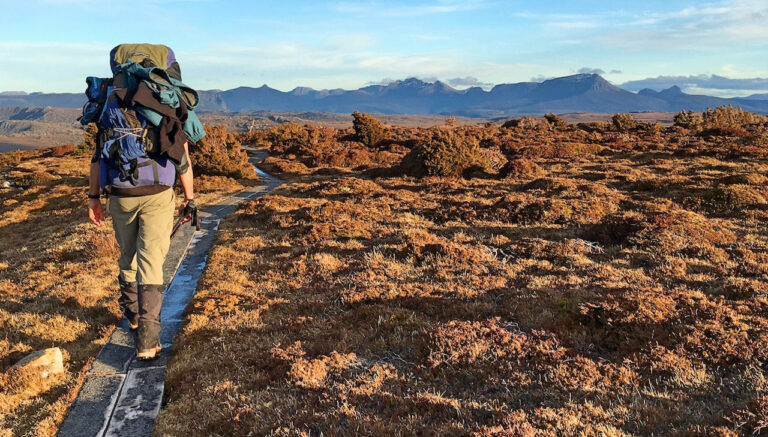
xmin=136 ymin=160 xmax=159 ymax=185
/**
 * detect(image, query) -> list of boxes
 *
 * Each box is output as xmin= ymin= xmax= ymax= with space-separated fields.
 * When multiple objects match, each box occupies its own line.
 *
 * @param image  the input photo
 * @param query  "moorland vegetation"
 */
xmin=2 ymin=105 xmax=768 ymax=435
xmin=157 ymin=107 xmax=768 ymax=435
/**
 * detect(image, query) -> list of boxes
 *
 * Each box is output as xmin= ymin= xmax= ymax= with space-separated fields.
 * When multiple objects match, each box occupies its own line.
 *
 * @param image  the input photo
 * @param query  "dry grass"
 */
xmin=156 ymin=117 xmax=768 ymax=435
xmin=0 ymin=146 xmax=251 ymax=436
xmin=0 ymin=149 xmax=119 ymax=436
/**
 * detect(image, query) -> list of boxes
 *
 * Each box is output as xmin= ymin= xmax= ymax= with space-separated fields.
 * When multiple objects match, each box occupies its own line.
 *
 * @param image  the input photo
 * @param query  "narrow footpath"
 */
xmin=57 ymin=150 xmax=282 ymax=437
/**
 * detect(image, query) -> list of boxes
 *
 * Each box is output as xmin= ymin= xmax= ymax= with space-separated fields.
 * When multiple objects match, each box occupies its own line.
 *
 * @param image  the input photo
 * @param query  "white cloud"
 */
xmin=577 ymin=67 xmax=605 ymax=75
xmin=515 ymin=0 xmax=768 ymax=50
xmin=599 ymin=0 xmax=768 ymax=48
xmin=446 ymin=76 xmax=493 ymax=89
xmin=620 ymin=73 xmax=768 ymax=97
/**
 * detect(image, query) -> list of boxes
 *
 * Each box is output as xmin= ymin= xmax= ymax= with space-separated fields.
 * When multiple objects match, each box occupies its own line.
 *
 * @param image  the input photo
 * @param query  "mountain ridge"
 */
xmin=2 ymin=74 xmax=767 ymax=116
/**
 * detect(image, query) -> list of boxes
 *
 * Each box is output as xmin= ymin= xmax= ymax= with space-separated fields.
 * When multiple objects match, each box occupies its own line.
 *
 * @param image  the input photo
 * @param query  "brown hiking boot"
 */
xmin=136 ymin=321 xmax=162 ymax=360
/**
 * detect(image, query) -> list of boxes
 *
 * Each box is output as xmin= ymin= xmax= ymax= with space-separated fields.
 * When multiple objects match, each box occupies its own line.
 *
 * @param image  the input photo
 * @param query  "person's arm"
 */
xmin=178 ymin=142 xmax=194 ymax=215
xmin=87 ymin=160 xmax=104 ymax=226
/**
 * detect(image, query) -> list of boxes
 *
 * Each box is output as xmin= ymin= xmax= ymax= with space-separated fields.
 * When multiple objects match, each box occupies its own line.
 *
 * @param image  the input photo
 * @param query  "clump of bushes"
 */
xmin=489 ymin=195 xmax=574 ymax=224
xmin=671 ymin=106 xmax=765 ymax=137
xmin=501 ymin=118 xmax=519 ymax=129
xmin=702 ymin=105 xmax=765 ymax=129
xmin=501 ymin=117 xmax=549 ymax=130
xmin=352 ymin=111 xmax=387 ymax=147
xmin=544 ymin=113 xmax=567 ymax=129
xmin=702 ymin=185 xmax=766 ymax=214
xmin=191 ymin=125 xmax=257 ymax=179
xmin=398 ymin=128 xmax=490 ymax=177
xmin=267 ymin=122 xmax=310 ymax=155
xmin=612 ymin=113 xmax=637 ymax=132
xmin=500 ymin=158 xmax=544 ymax=179
xmin=673 ymin=110 xmax=702 ymax=130
xmin=577 ymin=121 xmax=610 ymax=133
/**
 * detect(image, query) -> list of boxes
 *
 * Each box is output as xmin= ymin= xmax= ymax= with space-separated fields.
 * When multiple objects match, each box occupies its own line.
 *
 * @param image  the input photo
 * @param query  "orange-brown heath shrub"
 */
xmin=192 ymin=125 xmax=257 ymax=179
xmin=399 ymin=128 xmax=490 ymax=177
xmin=352 ymin=111 xmax=387 ymax=147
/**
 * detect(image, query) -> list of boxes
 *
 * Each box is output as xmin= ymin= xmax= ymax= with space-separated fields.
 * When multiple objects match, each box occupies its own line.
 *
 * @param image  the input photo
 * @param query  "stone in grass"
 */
xmin=12 ymin=347 xmax=65 ymax=378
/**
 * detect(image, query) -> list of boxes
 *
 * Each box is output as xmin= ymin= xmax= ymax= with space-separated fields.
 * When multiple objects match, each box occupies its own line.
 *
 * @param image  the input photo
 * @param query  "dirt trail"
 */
xmin=56 ymin=150 xmax=282 ymax=437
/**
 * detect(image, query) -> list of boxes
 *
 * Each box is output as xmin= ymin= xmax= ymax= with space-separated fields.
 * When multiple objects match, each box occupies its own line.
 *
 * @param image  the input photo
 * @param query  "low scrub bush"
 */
xmin=702 ymin=105 xmax=765 ymax=130
xmin=702 ymin=185 xmax=766 ymax=214
xmin=674 ymin=110 xmax=702 ymax=130
xmin=267 ymin=123 xmax=310 ymax=155
xmin=352 ymin=111 xmax=387 ymax=147
xmin=501 ymin=118 xmax=520 ymax=129
xmin=499 ymin=158 xmax=544 ymax=179
xmin=398 ymin=128 xmax=490 ymax=177
xmin=612 ymin=113 xmax=637 ymax=132
xmin=192 ymin=125 xmax=257 ymax=179
xmin=315 ymin=146 xmax=374 ymax=168
xmin=489 ymin=195 xmax=574 ymax=224
xmin=518 ymin=116 xmax=549 ymax=130
xmin=544 ymin=113 xmax=567 ymax=129
xmin=48 ymin=144 xmax=76 ymax=157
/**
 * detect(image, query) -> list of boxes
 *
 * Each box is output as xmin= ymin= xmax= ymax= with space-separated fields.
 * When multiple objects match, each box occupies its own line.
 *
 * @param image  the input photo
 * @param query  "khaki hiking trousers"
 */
xmin=108 ymin=188 xmax=175 ymax=286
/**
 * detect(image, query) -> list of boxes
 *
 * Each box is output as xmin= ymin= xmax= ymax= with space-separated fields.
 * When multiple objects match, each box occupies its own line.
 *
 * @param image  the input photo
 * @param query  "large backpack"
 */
xmin=80 ymin=44 xmax=181 ymax=192
xmin=109 ymin=43 xmax=182 ymax=81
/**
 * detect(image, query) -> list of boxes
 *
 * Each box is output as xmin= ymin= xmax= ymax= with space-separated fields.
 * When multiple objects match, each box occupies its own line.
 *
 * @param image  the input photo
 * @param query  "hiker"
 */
xmin=84 ymin=44 xmax=204 ymax=360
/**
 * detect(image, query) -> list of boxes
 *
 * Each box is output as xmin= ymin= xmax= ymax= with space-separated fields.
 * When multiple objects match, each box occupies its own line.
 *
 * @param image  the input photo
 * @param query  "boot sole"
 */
xmin=136 ymin=345 xmax=162 ymax=360
xmin=129 ymin=322 xmax=138 ymax=330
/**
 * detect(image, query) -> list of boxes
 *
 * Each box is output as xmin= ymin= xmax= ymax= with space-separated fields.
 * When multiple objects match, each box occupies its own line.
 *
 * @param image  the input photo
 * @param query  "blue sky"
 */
xmin=0 ymin=0 xmax=766 ymax=96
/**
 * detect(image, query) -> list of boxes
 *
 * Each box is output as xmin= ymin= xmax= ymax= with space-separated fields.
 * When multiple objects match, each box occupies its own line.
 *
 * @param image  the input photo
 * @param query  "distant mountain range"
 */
xmin=2 ymin=74 xmax=767 ymax=116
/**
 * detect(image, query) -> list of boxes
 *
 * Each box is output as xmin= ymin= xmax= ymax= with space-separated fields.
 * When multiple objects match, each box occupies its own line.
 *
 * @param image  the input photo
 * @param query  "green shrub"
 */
xmin=399 ymin=128 xmax=489 ymax=177
xmin=191 ymin=125 xmax=257 ymax=179
xmin=352 ymin=111 xmax=387 ymax=147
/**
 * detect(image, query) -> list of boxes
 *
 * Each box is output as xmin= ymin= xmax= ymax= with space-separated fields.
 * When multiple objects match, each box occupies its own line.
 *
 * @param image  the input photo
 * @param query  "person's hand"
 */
xmin=178 ymin=198 xmax=195 ymax=218
xmin=88 ymin=198 xmax=104 ymax=226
